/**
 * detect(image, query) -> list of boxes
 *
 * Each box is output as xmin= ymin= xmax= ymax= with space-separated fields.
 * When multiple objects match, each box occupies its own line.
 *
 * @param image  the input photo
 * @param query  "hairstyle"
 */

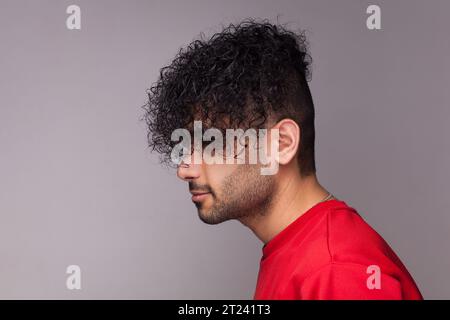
xmin=143 ymin=19 xmax=316 ymax=175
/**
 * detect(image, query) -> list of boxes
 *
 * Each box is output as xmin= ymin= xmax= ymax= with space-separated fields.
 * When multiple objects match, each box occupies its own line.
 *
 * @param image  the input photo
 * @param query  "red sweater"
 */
xmin=253 ymin=199 xmax=423 ymax=300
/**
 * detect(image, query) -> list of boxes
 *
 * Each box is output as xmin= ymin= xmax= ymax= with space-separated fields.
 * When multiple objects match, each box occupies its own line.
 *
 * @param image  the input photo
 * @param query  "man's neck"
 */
xmin=238 ymin=171 xmax=331 ymax=244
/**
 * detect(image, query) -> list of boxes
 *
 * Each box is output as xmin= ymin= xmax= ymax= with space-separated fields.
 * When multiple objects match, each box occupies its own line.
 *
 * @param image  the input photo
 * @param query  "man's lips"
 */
xmin=190 ymin=191 xmax=211 ymax=202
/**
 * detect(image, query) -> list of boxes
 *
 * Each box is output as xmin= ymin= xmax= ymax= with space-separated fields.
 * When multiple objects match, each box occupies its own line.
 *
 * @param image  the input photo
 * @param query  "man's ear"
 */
xmin=272 ymin=119 xmax=300 ymax=165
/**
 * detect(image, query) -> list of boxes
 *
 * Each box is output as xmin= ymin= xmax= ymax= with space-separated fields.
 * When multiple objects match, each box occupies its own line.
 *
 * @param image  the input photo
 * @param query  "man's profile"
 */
xmin=143 ymin=19 xmax=423 ymax=300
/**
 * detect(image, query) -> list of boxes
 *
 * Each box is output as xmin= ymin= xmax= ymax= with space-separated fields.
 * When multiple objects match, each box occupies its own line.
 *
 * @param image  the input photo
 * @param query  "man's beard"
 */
xmin=193 ymin=164 xmax=276 ymax=225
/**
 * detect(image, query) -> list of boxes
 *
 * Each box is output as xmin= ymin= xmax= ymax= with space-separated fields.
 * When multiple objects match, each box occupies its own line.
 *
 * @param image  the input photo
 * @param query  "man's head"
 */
xmin=144 ymin=19 xmax=316 ymax=224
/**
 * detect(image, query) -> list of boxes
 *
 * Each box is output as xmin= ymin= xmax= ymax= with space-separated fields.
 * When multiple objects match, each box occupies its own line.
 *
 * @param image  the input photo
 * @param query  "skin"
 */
xmin=177 ymin=118 xmax=335 ymax=244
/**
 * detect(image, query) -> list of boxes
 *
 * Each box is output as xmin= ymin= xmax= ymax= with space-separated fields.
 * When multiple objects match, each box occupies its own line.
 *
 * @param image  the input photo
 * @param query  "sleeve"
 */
xmin=294 ymin=263 xmax=403 ymax=300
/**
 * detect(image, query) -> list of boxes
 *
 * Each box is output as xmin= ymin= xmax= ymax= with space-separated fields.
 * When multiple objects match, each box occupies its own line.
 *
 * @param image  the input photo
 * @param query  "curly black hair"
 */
xmin=143 ymin=19 xmax=316 ymax=175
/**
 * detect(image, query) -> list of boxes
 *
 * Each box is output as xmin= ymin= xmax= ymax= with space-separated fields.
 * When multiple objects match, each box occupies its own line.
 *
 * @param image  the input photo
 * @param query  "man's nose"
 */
xmin=177 ymin=160 xmax=201 ymax=181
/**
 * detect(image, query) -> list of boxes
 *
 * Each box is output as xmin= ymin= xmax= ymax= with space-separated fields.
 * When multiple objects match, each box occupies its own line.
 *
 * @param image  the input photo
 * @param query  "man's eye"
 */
xmin=234 ymin=143 xmax=248 ymax=158
xmin=202 ymin=141 xmax=248 ymax=159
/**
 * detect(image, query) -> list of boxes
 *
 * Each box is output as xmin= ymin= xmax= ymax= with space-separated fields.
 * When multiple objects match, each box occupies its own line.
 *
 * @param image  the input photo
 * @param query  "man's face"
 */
xmin=177 ymin=156 xmax=276 ymax=225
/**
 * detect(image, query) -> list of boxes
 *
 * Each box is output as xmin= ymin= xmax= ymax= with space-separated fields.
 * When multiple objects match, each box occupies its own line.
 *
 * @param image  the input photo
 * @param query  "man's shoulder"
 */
xmin=286 ymin=201 xmax=422 ymax=299
xmin=288 ymin=200 xmax=402 ymax=278
xmin=326 ymin=202 xmax=393 ymax=260
xmin=309 ymin=200 xmax=407 ymax=277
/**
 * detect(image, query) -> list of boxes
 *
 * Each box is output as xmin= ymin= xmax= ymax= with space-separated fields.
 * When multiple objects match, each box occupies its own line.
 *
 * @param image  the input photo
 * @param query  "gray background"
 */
xmin=0 ymin=0 xmax=449 ymax=299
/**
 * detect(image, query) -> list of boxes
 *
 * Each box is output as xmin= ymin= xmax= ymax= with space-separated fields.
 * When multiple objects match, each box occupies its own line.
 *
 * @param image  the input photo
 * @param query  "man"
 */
xmin=143 ymin=19 xmax=423 ymax=299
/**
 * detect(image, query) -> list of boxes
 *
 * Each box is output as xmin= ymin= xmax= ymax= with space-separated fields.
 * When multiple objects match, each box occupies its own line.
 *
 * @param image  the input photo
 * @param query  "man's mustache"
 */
xmin=189 ymin=182 xmax=213 ymax=194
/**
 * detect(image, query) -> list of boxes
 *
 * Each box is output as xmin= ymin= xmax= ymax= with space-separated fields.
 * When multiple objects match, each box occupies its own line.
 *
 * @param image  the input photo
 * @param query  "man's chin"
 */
xmin=197 ymin=210 xmax=230 ymax=225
